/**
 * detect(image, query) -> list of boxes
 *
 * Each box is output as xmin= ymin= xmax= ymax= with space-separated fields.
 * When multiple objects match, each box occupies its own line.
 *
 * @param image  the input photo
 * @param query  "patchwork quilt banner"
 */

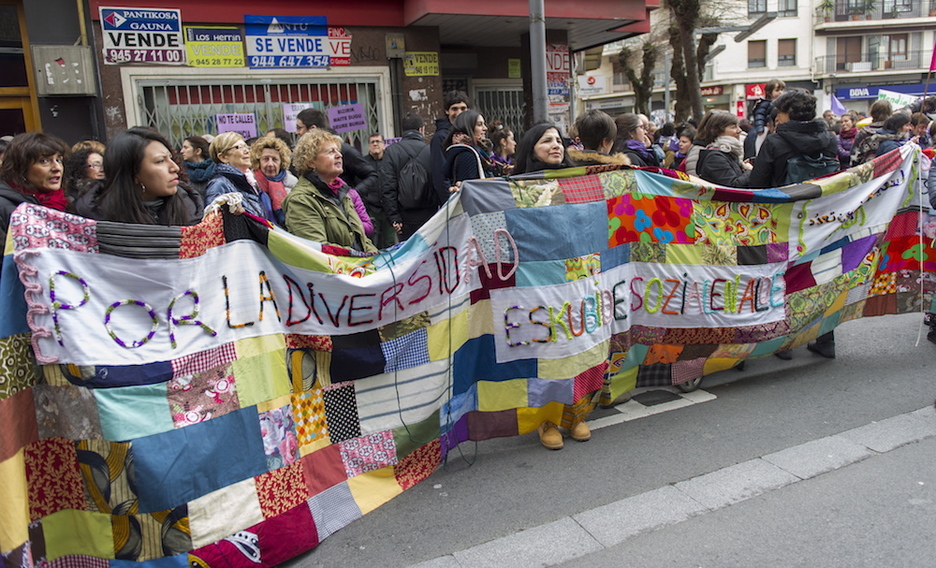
xmin=0 ymin=145 xmax=930 ymax=566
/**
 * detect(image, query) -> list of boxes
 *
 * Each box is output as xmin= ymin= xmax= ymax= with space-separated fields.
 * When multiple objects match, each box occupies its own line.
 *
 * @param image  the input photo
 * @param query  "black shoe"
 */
xmin=807 ymin=341 xmax=836 ymax=359
xmin=774 ymin=350 xmax=793 ymax=360
xmin=734 ymin=360 xmax=746 ymax=371
xmin=927 ymin=330 xmax=936 ymax=346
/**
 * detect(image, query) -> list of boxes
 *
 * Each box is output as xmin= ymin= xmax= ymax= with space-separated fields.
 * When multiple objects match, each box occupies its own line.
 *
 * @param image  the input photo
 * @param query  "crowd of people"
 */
xmin=0 ymin=86 xmax=933 ymax=452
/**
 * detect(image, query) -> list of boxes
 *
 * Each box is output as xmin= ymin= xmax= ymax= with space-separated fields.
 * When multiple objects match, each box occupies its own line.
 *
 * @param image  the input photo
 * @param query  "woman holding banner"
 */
xmin=282 ymin=129 xmax=376 ymax=253
xmin=72 ymin=127 xmax=202 ymax=226
xmin=205 ymin=132 xmax=276 ymax=223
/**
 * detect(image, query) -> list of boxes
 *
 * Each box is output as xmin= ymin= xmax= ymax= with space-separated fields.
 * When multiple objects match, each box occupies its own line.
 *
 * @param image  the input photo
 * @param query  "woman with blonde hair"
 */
xmin=282 ymin=129 xmax=375 ymax=252
xmin=250 ymin=136 xmax=297 ymax=226
xmin=205 ymin=131 xmax=276 ymax=223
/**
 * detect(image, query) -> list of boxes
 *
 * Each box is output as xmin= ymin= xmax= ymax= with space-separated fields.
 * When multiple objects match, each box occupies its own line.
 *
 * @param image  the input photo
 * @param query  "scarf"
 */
xmin=839 ymin=127 xmax=857 ymax=140
xmin=706 ymin=135 xmax=744 ymax=158
xmin=184 ymin=160 xmax=216 ymax=183
xmin=624 ymin=139 xmax=654 ymax=161
xmin=216 ymin=163 xmax=258 ymax=196
xmin=15 ymin=181 xmax=67 ymax=211
xmin=254 ymin=169 xmax=289 ymax=211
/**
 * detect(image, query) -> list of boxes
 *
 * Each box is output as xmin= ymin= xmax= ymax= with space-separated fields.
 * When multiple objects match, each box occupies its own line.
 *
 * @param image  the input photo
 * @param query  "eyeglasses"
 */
xmin=86 ymin=163 xmax=104 ymax=169
xmin=226 ymin=142 xmax=249 ymax=152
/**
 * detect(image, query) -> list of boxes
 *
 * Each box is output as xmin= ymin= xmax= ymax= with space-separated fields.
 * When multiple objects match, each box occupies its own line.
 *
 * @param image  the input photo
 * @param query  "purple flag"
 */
xmin=831 ymin=95 xmax=848 ymax=116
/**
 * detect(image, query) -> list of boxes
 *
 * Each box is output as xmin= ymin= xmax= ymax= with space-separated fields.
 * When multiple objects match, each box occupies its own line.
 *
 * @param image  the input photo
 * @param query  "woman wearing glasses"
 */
xmin=611 ymin=113 xmax=660 ymax=167
xmin=63 ymin=146 xmax=105 ymax=201
xmin=205 ymin=132 xmax=277 ymax=223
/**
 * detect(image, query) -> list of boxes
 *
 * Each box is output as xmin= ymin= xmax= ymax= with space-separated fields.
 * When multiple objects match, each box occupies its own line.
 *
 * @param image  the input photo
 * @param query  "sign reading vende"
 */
xmin=100 ymin=7 xmax=185 ymax=65
xmin=185 ymin=27 xmax=244 ymax=67
xmin=244 ymin=15 xmax=350 ymax=68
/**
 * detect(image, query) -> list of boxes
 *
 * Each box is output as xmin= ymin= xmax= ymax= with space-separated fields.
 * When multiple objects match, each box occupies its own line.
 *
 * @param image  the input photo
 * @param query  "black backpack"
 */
xmin=396 ymin=143 xmax=433 ymax=209
xmin=784 ymin=153 xmax=839 ymax=185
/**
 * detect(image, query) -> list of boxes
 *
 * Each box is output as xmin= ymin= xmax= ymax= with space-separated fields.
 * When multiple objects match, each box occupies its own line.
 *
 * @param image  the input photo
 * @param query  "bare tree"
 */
xmin=617 ymin=42 xmax=659 ymax=116
xmin=667 ymin=0 xmax=704 ymax=121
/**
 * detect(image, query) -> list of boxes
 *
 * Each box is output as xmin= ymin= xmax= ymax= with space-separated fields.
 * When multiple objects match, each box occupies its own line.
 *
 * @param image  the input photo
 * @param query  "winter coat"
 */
xmin=430 ymin=117 xmax=453 ymax=197
xmin=362 ymin=152 xmax=384 ymax=217
xmin=696 ymin=146 xmax=751 ymax=188
xmin=72 ymin=181 xmax=203 ymax=226
xmin=872 ymin=129 xmax=909 ymax=157
xmin=614 ymin=139 xmax=660 ymax=168
xmin=851 ymin=123 xmax=885 ymax=165
xmin=184 ymin=160 xmax=216 ymax=197
xmin=444 ymin=143 xmax=489 ymax=186
xmin=282 ymin=173 xmax=376 ymax=252
xmin=566 ymin=148 xmax=630 ymax=167
xmin=348 ymin=188 xmax=373 ymax=236
xmin=379 ymin=130 xmax=434 ymax=228
xmin=205 ymin=163 xmax=276 ymax=222
xmin=682 ymin=141 xmax=705 ymax=177
xmin=338 ymin=142 xmax=379 ymax=213
xmin=0 ymin=181 xmax=38 ymax=247
xmin=748 ymin=120 xmax=838 ymax=188
xmin=837 ymin=128 xmax=857 ymax=169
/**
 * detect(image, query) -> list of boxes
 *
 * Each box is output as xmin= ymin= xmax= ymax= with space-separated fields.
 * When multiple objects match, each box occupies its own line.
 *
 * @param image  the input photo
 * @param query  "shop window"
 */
xmin=747 ymin=40 xmax=766 ymax=68
xmin=778 ymin=39 xmax=796 ymax=67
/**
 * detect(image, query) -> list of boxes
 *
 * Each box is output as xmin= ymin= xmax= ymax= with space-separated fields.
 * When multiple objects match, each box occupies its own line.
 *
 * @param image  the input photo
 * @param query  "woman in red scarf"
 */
xmin=250 ymin=136 xmax=297 ymax=226
xmin=0 ymin=132 xmax=70 ymax=245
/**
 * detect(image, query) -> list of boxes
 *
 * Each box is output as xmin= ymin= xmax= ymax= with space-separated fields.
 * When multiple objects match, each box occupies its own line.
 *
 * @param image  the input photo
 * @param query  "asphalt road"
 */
xmin=284 ymin=312 xmax=936 ymax=568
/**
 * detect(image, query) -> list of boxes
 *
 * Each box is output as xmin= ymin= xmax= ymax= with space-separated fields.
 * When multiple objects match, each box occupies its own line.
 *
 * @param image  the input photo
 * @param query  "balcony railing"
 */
xmin=813 ymin=49 xmax=926 ymax=75
xmin=815 ymin=0 xmax=936 ymax=25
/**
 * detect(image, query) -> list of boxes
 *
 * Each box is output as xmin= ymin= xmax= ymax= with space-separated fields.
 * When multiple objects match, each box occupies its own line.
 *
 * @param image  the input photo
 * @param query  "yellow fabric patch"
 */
xmin=43 ymin=509 xmax=114 ymax=561
xmin=347 ymin=465 xmax=403 ymax=515
xmin=235 ymin=334 xmax=286 ymax=359
xmin=702 ymin=357 xmax=741 ymax=375
xmin=665 ymin=244 xmax=705 ymax=265
xmin=824 ymin=289 xmax=848 ymax=316
xmin=516 ymin=401 xmax=564 ymax=435
xmin=604 ymin=364 xmax=638 ymax=404
xmin=257 ymin=394 xmax=291 ymax=413
xmin=477 ymin=379 xmax=529 ymax=412
xmin=298 ymin=436 xmax=331 ymax=457
xmin=232 ymin=350 xmax=289 ymax=408
xmin=427 ymin=308 xmax=468 ymax=361
xmin=187 ymin=477 xmax=264 ymax=549
xmin=537 ymin=341 xmax=608 ymax=379
xmin=0 ymin=450 xmax=28 ymax=553
xmin=467 ymin=299 xmax=495 ymax=339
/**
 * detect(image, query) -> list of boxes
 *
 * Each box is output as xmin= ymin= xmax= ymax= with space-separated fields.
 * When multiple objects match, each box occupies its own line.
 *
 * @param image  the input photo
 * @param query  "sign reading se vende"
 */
xmin=244 ymin=15 xmax=350 ymax=68
xmin=100 ymin=7 xmax=185 ymax=65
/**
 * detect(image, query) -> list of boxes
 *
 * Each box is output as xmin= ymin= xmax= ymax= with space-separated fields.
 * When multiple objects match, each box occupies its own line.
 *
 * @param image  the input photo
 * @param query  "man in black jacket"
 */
xmin=748 ymin=89 xmax=838 ymax=190
xmin=380 ymin=113 xmax=434 ymax=240
xmin=748 ymin=89 xmax=839 ymax=359
xmin=295 ymin=108 xmax=379 ymax=209
xmin=429 ymin=90 xmax=470 ymax=197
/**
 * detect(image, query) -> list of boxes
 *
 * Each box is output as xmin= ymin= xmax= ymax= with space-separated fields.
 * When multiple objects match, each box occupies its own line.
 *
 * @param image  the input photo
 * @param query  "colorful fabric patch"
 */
xmin=671 ymin=358 xmax=705 ymax=384
xmin=380 ymin=328 xmax=431 ymax=372
xmin=284 ymin=334 xmax=332 ymax=351
xmin=339 ymin=431 xmax=397 ymax=478
xmin=635 ymin=363 xmax=672 ymax=388
xmin=869 ymin=271 xmax=897 ymax=296
xmin=306 ymin=482 xmax=362 ymax=541
xmin=167 ymin=364 xmax=239 ymax=428
xmin=557 ymin=174 xmax=604 ymax=203
xmin=572 ymin=362 xmax=606 ymax=401
xmin=330 ymin=330 xmax=386 ymax=382
xmin=292 ymin=390 xmax=329 ymax=448
xmin=9 ymin=205 xmax=98 ymax=253
xmin=93 ymin=382 xmax=175 ymax=441
xmin=322 ymin=382 xmax=361 ymax=443
xmin=258 ymin=405 xmax=300 ymax=470
xmin=608 ymin=193 xmax=695 ymax=246
xmin=179 ymin=213 xmax=225 ymax=259
xmin=301 ymin=444 xmax=347 ymax=495
xmin=255 ymin=462 xmax=309 ymax=519
xmin=0 ymin=389 xmax=37 ymax=462
xmin=564 ymin=253 xmax=601 ymax=281
xmin=171 ymin=343 xmax=237 ymax=377
xmin=693 ymin=201 xmax=780 ymax=246
xmin=505 ymin=202 xmax=609 ymax=261
xmin=32 ymin=384 xmax=101 ymax=442
xmin=24 ymin=437 xmax=87 ymax=520
xmin=394 ymin=439 xmax=441 ymax=491
xmin=0 ymin=333 xmax=39 ymax=400
xmin=510 ymin=178 xmax=566 ymax=208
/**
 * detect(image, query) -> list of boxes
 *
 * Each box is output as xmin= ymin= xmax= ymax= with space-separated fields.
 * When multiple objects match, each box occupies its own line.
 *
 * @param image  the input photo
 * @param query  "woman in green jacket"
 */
xmin=283 ymin=129 xmax=376 ymax=253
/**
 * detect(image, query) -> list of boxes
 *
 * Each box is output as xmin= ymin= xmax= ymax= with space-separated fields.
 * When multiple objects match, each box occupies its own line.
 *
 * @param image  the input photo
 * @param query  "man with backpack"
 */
xmin=380 ymin=113 xmax=436 ymax=240
xmin=748 ymin=89 xmax=840 ymax=359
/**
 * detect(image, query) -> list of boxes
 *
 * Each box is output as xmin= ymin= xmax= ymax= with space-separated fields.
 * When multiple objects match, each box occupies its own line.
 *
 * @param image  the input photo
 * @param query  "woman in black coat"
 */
xmin=695 ymin=111 xmax=752 ymax=188
xmin=611 ymin=113 xmax=660 ymax=167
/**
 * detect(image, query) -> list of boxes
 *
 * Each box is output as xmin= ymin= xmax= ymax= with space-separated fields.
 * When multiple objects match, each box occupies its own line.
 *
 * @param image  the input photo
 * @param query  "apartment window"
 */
xmin=835 ymin=36 xmax=863 ymax=71
xmin=882 ymin=0 xmax=912 ymax=15
xmin=888 ymin=34 xmax=908 ymax=60
xmin=778 ymin=0 xmax=797 ymax=17
xmin=778 ymin=39 xmax=796 ymax=66
xmin=748 ymin=40 xmax=766 ymax=68
xmin=748 ymin=0 xmax=767 ymax=16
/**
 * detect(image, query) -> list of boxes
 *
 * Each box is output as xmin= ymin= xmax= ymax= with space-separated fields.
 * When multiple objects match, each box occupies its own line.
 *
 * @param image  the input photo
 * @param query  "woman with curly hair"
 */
xmin=282 ymin=129 xmax=375 ymax=252
xmin=63 ymin=145 xmax=105 ymax=200
xmin=250 ymin=136 xmax=297 ymax=226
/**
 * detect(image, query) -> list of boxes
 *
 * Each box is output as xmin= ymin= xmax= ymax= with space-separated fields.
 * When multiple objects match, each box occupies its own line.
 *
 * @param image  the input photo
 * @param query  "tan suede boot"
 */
xmin=537 ymin=421 xmax=563 ymax=450
xmin=570 ymin=420 xmax=591 ymax=442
